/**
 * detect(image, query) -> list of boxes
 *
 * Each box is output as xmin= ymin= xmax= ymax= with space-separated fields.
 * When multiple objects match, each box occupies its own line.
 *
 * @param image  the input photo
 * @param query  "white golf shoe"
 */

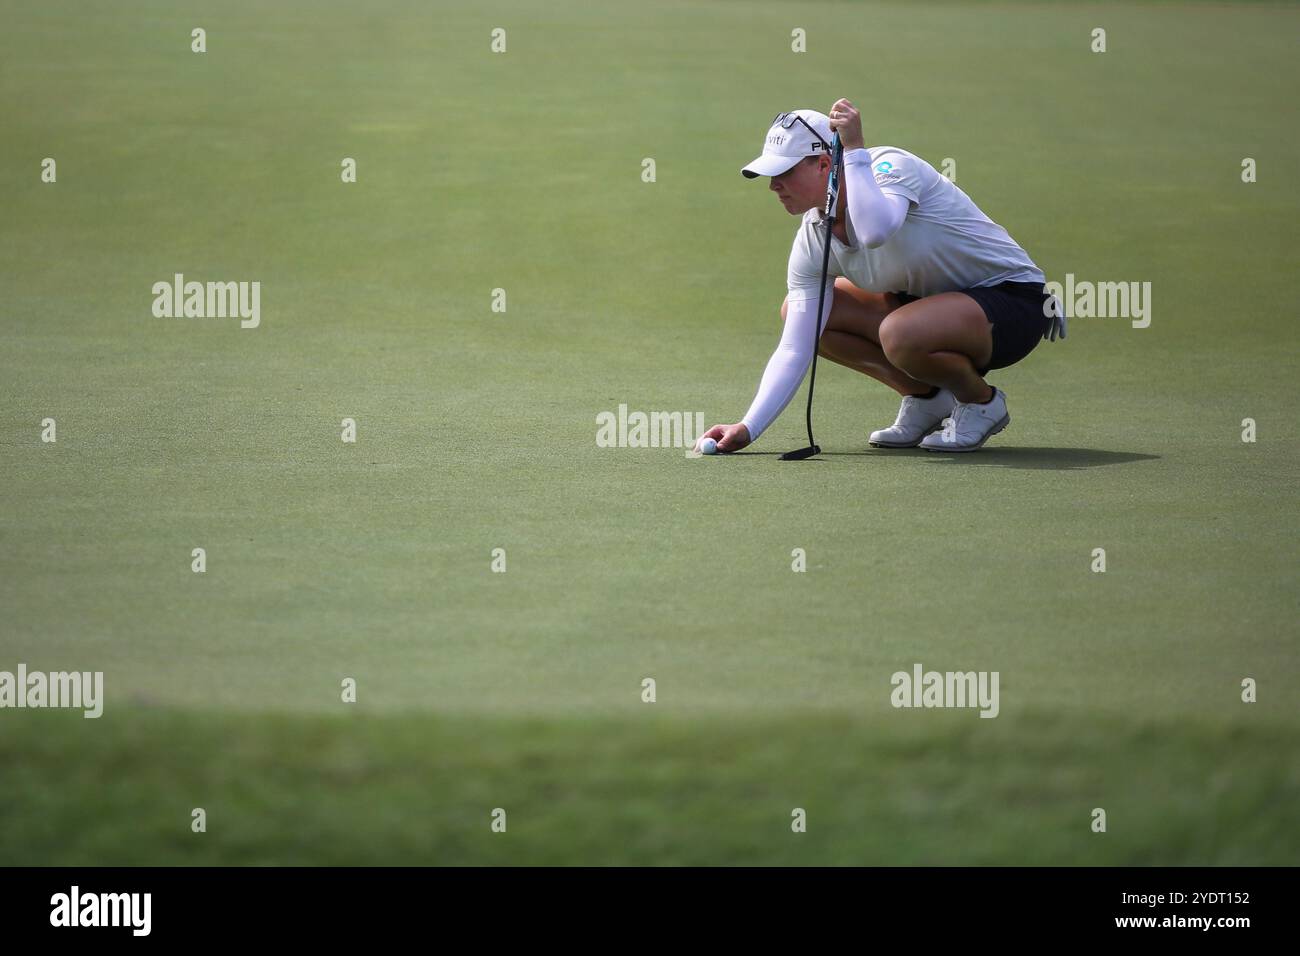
xmin=919 ymin=387 xmax=1010 ymax=452
xmin=869 ymin=388 xmax=957 ymax=448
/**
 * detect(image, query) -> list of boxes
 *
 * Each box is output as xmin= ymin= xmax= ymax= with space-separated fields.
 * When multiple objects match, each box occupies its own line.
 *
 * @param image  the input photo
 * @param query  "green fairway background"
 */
xmin=2 ymin=0 xmax=1297 ymax=864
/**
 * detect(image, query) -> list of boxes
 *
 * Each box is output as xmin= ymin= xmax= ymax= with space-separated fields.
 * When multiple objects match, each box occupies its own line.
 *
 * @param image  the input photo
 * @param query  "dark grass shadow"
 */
xmin=820 ymin=447 xmax=1159 ymax=470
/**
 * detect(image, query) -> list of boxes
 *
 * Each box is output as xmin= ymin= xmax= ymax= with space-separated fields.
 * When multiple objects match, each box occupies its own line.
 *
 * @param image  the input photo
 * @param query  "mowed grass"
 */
xmin=4 ymin=708 xmax=1298 ymax=866
xmin=1 ymin=0 xmax=1297 ymax=864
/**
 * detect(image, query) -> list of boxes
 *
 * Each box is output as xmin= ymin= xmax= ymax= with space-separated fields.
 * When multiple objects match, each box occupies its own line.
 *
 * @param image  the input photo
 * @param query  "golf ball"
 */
xmin=698 ymin=437 xmax=718 ymax=455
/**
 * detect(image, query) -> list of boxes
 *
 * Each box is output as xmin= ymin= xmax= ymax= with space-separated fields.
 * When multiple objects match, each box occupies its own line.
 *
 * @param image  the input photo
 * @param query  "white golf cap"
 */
xmin=740 ymin=110 xmax=833 ymax=179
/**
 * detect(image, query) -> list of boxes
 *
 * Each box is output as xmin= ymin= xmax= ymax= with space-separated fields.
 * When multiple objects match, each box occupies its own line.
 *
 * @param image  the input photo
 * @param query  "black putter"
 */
xmin=780 ymin=130 xmax=844 ymax=462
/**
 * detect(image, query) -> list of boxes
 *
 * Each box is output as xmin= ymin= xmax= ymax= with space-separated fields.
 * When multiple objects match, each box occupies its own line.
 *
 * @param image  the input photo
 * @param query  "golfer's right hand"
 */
xmin=700 ymin=423 xmax=751 ymax=453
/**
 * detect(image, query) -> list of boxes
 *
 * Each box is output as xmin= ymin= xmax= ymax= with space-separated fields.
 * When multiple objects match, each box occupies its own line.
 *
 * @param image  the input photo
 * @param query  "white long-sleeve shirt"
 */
xmin=740 ymin=146 xmax=1044 ymax=442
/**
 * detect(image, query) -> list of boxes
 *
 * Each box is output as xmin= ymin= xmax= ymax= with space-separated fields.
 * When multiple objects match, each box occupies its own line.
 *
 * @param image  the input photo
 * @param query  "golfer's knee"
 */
xmin=880 ymin=324 xmax=934 ymax=375
xmin=780 ymin=297 xmax=789 ymax=323
xmin=878 ymin=315 xmax=917 ymax=360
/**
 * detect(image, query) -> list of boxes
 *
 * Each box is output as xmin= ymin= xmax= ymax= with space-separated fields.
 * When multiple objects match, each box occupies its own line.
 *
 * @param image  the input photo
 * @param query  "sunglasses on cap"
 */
xmin=772 ymin=111 xmax=831 ymax=152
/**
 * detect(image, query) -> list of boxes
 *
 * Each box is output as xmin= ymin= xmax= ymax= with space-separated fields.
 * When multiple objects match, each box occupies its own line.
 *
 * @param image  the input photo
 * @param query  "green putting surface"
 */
xmin=1 ymin=0 xmax=1296 ymax=864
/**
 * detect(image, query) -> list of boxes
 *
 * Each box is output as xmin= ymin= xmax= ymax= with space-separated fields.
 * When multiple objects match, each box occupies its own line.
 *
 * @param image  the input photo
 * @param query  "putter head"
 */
xmin=779 ymin=445 xmax=821 ymax=461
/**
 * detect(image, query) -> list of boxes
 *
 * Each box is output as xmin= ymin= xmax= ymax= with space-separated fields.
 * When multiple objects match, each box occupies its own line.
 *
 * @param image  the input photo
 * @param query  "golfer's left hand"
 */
xmin=699 ymin=422 xmax=751 ymax=453
xmin=828 ymin=98 xmax=865 ymax=151
xmin=1043 ymin=295 xmax=1068 ymax=341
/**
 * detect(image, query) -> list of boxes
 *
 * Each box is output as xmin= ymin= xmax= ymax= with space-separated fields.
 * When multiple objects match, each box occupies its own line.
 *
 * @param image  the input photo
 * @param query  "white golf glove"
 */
xmin=1043 ymin=295 xmax=1067 ymax=341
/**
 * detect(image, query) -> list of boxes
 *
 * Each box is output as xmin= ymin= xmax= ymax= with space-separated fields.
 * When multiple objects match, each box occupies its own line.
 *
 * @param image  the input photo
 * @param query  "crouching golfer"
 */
xmin=700 ymin=100 xmax=1064 ymax=453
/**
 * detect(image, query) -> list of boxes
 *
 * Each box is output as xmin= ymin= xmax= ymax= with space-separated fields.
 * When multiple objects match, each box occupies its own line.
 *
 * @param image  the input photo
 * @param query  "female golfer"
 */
xmin=700 ymin=99 xmax=1063 ymax=453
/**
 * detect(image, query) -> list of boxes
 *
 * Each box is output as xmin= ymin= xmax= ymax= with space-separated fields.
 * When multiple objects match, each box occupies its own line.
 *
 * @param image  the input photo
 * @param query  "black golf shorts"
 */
xmin=893 ymin=280 xmax=1053 ymax=375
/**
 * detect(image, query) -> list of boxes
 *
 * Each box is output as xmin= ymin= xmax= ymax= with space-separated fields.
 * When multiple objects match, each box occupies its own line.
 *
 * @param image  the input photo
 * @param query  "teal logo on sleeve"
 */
xmin=874 ymin=161 xmax=894 ymax=174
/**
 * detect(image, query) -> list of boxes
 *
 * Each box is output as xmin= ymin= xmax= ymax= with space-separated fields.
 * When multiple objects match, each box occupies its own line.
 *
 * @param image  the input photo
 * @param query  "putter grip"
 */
xmin=823 ymin=132 xmax=843 ymax=217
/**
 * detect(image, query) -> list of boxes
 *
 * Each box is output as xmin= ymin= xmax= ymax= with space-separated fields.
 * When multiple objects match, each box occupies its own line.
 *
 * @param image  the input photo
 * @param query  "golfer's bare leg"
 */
xmin=781 ymin=278 xmax=930 ymax=397
xmin=877 ymin=293 xmax=993 ymax=404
